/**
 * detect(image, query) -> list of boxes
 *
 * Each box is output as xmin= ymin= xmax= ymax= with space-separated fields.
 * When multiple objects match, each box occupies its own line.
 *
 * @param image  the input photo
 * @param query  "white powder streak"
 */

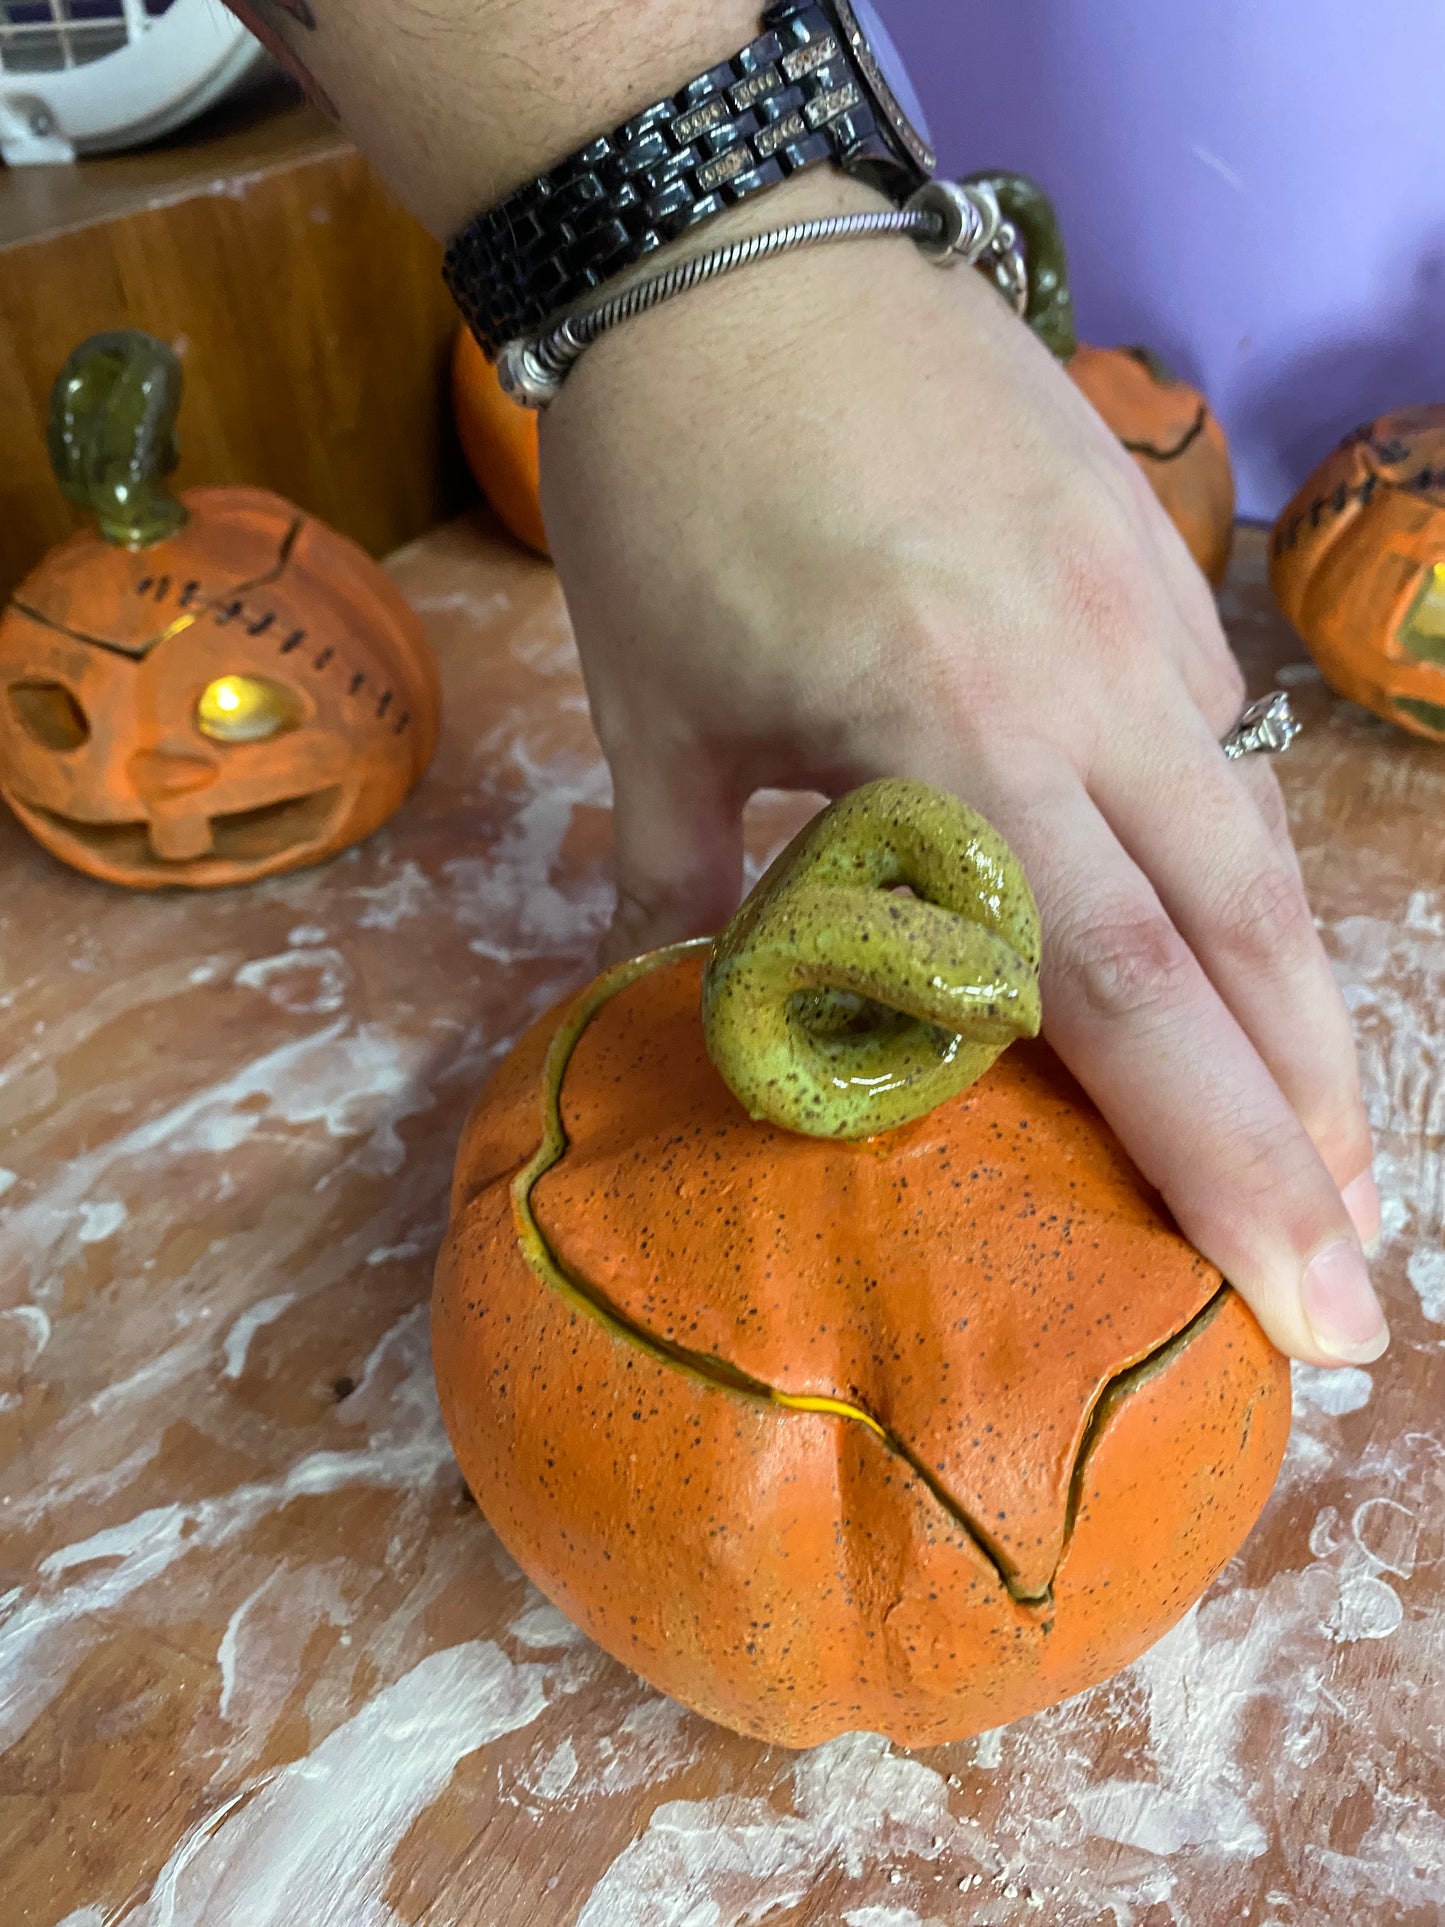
xmin=844 ymin=1909 xmax=944 ymax=1927
xmin=0 ymin=1303 xmax=50 ymax=1370
xmin=3 ymin=1021 xmax=432 ymax=1289
xmin=220 ymin=1293 xmax=298 ymax=1380
xmin=234 ymin=948 xmax=352 ymax=1015
xmin=508 ymin=1597 xmax=589 ymax=1650
xmin=1291 ymin=1362 xmax=1374 ymax=1416
xmin=1406 ymin=1245 xmax=1445 ymax=1323
xmin=76 ymin=1200 xmax=127 ymax=1244
xmin=134 ymin=1644 xmax=548 ymax=1927
xmin=578 ymin=1734 xmax=967 ymax=1927
xmin=0 ymin=1314 xmax=450 ymax=1752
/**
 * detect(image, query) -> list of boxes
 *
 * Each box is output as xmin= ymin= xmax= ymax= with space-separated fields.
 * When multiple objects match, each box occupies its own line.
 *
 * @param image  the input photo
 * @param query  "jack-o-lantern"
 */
xmin=966 ymin=172 xmax=1236 ymax=588
xmin=1270 ymin=405 xmax=1445 ymax=741
xmin=0 ymin=331 xmax=439 ymax=889
xmin=434 ymin=780 xmax=1289 ymax=1748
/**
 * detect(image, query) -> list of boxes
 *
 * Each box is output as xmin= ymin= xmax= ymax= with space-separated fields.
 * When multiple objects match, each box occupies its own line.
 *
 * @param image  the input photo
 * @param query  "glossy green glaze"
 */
xmin=962 ymin=170 xmax=1079 ymax=362
xmin=47 ymin=331 xmax=189 ymax=549
xmin=702 ymin=778 xmax=1042 ymax=1140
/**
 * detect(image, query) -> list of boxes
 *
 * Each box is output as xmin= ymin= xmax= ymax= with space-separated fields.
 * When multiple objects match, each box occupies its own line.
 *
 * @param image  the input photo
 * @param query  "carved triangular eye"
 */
xmin=8 ymin=681 xmax=90 ymax=751
xmin=1398 ymin=562 xmax=1445 ymax=666
xmin=196 ymin=675 xmax=305 ymax=743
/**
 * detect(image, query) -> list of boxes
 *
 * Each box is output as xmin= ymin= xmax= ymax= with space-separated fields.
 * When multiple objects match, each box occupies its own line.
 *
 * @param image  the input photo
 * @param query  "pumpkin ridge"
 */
xmin=1119 ymin=403 xmax=1210 ymax=465
xmin=510 ymin=940 xmax=1230 ymax=1613
xmin=7 ymin=513 xmax=305 ymax=663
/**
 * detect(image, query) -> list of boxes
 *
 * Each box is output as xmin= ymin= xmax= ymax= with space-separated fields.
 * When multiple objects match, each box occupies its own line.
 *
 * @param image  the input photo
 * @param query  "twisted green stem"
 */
xmin=702 ymin=779 xmax=1042 ymax=1140
xmin=961 ymin=170 xmax=1079 ymax=362
xmin=47 ymin=330 xmax=188 ymax=548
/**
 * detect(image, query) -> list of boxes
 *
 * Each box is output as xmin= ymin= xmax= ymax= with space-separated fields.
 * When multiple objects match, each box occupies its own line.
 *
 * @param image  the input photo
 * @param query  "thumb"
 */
xmin=601 ymin=750 xmax=743 ymax=966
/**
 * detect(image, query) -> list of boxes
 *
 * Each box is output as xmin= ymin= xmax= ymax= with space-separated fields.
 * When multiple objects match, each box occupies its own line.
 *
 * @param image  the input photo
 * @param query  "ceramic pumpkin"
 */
xmin=966 ymin=171 xmax=1236 ymax=587
xmin=0 ymin=331 xmax=439 ymax=889
xmin=434 ymin=779 xmax=1289 ymax=1749
xmin=452 ymin=326 xmax=549 ymax=557
xmin=1270 ymin=405 xmax=1445 ymax=741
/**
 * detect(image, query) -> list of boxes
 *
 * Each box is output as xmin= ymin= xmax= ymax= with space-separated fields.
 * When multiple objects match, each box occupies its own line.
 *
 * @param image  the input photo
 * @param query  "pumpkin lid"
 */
xmin=12 ymin=329 xmax=308 ymax=659
xmin=524 ymin=951 xmax=1221 ymax=1605
xmin=10 ymin=486 xmax=308 ymax=662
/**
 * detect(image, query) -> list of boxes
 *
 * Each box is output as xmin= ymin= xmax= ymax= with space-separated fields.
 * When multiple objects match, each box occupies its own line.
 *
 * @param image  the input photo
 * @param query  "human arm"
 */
xmin=224 ymin=0 xmax=1386 ymax=1368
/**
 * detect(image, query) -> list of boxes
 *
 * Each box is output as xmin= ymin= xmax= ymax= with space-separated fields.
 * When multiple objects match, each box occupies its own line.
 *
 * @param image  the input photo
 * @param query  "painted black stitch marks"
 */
xmin=1271 ymin=433 xmax=1445 ymax=558
xmin=130 ymin=572 xmax=412 ymax=735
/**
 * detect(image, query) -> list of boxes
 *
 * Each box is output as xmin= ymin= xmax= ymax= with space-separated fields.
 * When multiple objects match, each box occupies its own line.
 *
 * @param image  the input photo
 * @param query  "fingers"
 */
xmin=957 ymin=761 xmax=1386 ymax=1367
xmin=601 ymin=748 xmax=743 ymax=966
xmin=1091 ymin=694 xmax=1375 ymax=1213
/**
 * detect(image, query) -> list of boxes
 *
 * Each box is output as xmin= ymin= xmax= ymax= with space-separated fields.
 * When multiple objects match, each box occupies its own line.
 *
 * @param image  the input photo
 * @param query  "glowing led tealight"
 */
xmin=195 ymin=674 xmax=302 ymax=743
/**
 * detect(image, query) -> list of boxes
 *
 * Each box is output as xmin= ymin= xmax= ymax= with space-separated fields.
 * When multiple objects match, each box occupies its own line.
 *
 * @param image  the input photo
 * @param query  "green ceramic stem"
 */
xmin=47 ymin=330 xmax=188 ymax=548
xmin=962 ymin=170 xmax=1079 ymax=362
xmin=702 ymin=779 xmax=1042 ymax=1140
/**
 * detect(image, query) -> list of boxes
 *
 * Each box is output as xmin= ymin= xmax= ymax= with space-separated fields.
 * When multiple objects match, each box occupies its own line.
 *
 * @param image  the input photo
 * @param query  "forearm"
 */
xmin=228 ymin=0 xmax=764 ymax=238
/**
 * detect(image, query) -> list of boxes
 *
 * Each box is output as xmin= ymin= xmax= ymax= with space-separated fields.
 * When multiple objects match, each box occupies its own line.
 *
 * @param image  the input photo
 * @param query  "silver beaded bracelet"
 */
xmin=496 ymin=179 xmax=1026 ymax=410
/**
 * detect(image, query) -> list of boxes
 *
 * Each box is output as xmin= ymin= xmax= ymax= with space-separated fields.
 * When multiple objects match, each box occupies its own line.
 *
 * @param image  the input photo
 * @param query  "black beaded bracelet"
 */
xmin=444 ymin=1 xmax=933 ymax=361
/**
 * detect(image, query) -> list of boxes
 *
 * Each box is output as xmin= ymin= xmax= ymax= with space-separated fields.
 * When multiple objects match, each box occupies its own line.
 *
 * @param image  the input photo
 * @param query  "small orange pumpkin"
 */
xmin=0 ymin=332 xmax=439 ymax=889
xmin=452 ymin=326 xmax=549 ymax=557
xmin=1270 ymin=405 xmax=1445 ymax=741
xmin=968 ymin=172 xmax=1236 ymax=587
xmin=434 ymin=780 xmax=1288 ymax=1748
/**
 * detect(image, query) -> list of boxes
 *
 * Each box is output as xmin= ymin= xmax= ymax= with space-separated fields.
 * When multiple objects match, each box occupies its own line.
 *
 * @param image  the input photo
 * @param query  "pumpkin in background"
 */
xmin=1270 ymin=406 xmax=1445 ymax=741
xmin=967 ymin=171 xmax=1237 ymax=588
xmin=0 ymin=331 xmax=439 ymax=890
xmin=452 ymin=326 xmax=549 ymax=557
xmin=434 ymin=779 xmax=1289 ymax=1749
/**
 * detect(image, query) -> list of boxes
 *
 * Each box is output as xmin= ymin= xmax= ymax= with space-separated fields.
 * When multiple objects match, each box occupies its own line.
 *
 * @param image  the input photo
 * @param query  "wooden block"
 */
xmin=0 ymin=83 xmax=471 ymax=601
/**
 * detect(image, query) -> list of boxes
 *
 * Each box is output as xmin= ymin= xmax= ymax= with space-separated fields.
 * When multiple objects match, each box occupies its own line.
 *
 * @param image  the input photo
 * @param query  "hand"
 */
xmin=539 ymin=175 xmax=1384 ymax=1371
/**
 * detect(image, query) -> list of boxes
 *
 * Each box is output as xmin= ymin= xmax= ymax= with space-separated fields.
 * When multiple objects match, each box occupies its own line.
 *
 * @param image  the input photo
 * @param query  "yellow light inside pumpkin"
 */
xmin=1397 ymin=561 xmax=1445 ymax=666
xmin=196 ymin=674 xmax=303 ymax=743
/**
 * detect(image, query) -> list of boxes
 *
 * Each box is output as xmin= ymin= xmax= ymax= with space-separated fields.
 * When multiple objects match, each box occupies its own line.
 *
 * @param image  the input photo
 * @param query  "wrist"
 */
xmin=338 ymin=1 xmax=768 ymax=240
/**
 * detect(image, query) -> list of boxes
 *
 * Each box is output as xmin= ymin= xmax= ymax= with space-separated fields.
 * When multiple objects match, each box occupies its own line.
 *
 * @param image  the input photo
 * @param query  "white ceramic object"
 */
xmin=0 ymin=0 xmax=266 ymax=165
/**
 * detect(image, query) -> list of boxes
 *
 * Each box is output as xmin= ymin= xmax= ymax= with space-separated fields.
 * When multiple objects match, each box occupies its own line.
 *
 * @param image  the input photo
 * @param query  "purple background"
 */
xmin=881 ymin=1 xmax=1445 ymax=518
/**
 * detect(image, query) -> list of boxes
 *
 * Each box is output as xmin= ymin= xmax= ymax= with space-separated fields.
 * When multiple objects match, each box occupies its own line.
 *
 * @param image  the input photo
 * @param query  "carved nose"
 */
xmin=127 ymin=746 xmax=220 ymax=863
xmin=127 ymin=747 xmax=219 ymax=801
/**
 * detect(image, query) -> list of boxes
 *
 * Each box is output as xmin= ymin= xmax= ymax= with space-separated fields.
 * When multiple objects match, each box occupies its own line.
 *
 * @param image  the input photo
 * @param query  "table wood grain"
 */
xmin=1 ymin=520 xmax=1440 ymax=1927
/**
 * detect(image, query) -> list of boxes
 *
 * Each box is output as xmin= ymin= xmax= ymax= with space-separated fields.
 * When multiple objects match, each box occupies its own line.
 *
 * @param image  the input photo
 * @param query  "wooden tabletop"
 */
xmin=1 ymin=519 xmax=1441 ymax=1927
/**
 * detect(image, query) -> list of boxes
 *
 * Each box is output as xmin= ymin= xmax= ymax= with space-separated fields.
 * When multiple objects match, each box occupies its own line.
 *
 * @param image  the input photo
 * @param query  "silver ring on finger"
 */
xmin=1222 ymin=691 xmax=1301 ymax=761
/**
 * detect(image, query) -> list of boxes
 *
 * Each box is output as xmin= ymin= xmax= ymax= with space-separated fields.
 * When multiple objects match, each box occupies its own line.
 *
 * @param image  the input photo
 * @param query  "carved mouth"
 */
xmin=17 ymin=787 xmax=344 ymax=878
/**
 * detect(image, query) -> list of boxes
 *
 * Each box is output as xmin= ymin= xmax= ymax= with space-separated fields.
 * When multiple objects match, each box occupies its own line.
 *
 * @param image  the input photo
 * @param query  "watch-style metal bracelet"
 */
xmin=443 ymin=0 xmax=937 ymax=361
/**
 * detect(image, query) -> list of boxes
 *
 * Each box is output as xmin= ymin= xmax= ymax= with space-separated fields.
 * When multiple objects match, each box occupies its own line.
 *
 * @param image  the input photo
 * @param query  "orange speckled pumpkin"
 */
xmin=1270 ymin=405 xmax=1445 ymax=741
xmin=434 ymin=780 xmax=1289 ymax=1748
xmin=1 ymin=332 xmax=439 ymax=889
xmin=1068 ymin=341 xmax=1236 ymax=588
xmin=452 ymin=326 xmax=550 ymax=557
xmin=967 ymin=172 xmax=1236 ymax=587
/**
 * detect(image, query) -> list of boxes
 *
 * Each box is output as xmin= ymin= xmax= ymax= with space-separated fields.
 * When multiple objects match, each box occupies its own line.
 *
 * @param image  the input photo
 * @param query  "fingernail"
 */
xmin=1342 ymin=1168 xmax=1382 ymax=1258
xmin=1302 ymin=1239 xmax=1389 ymax=1363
